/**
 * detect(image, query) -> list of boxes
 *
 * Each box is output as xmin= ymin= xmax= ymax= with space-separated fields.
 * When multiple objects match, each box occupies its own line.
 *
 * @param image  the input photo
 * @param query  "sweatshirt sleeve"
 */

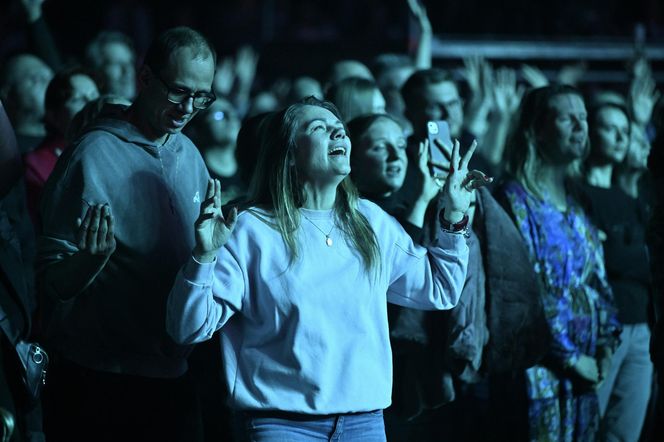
xmin=166 ymin=246 xmax=245 ymax=345
xmin=386 ymin=225 xmax=468 ymax=311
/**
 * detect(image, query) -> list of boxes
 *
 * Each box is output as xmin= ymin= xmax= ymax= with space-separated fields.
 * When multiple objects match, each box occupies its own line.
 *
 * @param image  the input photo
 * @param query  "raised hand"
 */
xmin=214 ymin=56 xmax=235 ymax=97
xmin=462 ymin=56 xmax=494 ymax=110
xmin=20 ymin=0 xmax=44 ymax=23
xmin=629 ymin=72 xmax=661 ymax=127
xmin=193 ymin=179 xmax=238 ymax=263
xmin=520 ymin=63 xmax=549 ymax=89
xmin=440 ymin=140 xmax=492 ymax=223
xmin=557 ymin=61 xmax=587 ymax=86
xmin=234 ymin=45 xmax=259 ymax=91
xmin=493 ymin=67 xmax=524 ymax=116
xmin=76 ymin=203 xmax=116 ymax=257
xmin=407 ymin=0 xmax=432 ymax=34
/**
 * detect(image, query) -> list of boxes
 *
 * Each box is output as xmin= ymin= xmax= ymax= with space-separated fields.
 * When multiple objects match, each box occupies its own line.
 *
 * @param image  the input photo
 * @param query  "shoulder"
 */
xmin=357 ymin=198 xmax=406 ymax=241
xmin=357 ymin=198 xmax=389 ymax=219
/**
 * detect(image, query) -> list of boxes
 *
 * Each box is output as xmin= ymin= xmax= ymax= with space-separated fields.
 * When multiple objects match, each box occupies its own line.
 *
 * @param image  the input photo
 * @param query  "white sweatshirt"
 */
xmin=166 ymin=199 xmax=468 ymax=414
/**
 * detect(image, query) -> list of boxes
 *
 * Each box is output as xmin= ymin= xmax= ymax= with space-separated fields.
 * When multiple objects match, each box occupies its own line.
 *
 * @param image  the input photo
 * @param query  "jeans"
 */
xmin=242 ymin=409 xmax=386 ymax=442
xmin=597 ymin=323 xmax=653 ymax=442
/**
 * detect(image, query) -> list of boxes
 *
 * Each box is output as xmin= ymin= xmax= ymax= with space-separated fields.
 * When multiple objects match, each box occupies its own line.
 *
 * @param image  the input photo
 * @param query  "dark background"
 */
xmin=1 ymin=0 xmax=663 ymax=82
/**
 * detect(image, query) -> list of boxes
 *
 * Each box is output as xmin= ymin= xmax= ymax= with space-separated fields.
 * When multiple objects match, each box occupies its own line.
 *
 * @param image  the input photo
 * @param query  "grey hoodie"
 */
xmin=38 ymin=106 xmax=210 ymax=377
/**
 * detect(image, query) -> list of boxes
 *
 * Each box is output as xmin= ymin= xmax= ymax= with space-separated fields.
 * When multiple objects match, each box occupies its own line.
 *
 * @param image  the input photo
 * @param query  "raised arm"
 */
xmin=166 ymin=179 xmax=240 ymax=344
xmin=388 ymin=139 xmax=491 ymax=309
xmin=407 ymin=0 xmax=432 ymax=69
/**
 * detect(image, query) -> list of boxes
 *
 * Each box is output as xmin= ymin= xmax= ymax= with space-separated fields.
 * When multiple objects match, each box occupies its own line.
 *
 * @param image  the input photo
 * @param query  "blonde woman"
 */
xmin=167 ymin=97 xmax=483 ymax=441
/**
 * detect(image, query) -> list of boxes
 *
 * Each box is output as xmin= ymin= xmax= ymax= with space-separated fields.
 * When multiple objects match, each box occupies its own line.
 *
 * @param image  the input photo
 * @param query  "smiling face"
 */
xmin=293 ymin=105 xmax=351 ymax=185
xmin=140 ymin=47 xmax=215 ymax=142
xmin=537 ymin=93 xmax=589 ymax=165
xmin=592 ymin=106 xmax=630 ymax=164
xmin=352 ymin=117 xmax=407 ymax=197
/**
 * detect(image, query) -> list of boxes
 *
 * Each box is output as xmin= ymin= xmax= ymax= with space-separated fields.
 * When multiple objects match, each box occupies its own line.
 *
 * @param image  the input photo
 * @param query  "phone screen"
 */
xmin=426 ymin=120 xmax=453 ymax=175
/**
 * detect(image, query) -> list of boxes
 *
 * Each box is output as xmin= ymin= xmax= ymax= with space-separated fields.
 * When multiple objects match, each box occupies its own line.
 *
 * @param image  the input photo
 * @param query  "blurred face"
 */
xmin=293 ymin=105 xmax=351 ymax=183
xmin=6 ymin=55 xmax=53 ymax=118
xmin=99 ymin=42 xmax=136 ymax=100
xmin=142 ymin=48 xmax=215 ymax=141
xmin=592 ymin=107 xmax=630 ymax=164
xmin=203 ymin=98 xmax=240 ymax=145
xmin=330 ymin=61 xmax=374 ymax=85
xmin=292 ymin=77 xmax=323 ymax=101
xmin=64 ymin=75 xmax=100 ymax=121
xmin=51 ymin=74 xmax=100 ymax=134
xmin=352 ymin=118 xmax=407 ymax=196
xmin=538 ymin=93 xmax=588 ymax=165
xmin=371 ymin=89 xmax=386 ymax=114
xmin=410 ymin=81 xmax=464 ymax=139
xmin=625 ymin=125 xmax=651 ymax=170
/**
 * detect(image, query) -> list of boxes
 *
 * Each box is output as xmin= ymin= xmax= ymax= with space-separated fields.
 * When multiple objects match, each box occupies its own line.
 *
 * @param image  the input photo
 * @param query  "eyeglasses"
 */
xmin=153 ymin=71 xmax=216 ymax=110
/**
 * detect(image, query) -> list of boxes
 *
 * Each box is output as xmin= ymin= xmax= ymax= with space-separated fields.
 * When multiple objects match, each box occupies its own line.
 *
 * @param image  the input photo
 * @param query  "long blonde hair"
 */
xmin=505 ymin=84 xmax=589 ymax=199
xmin=248 ymin=97 xmax=380 ymax=272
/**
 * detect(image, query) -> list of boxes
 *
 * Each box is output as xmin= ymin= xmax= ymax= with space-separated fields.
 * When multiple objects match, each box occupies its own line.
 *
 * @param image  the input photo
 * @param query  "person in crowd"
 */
xmin=326 ymin=77 xmax=386 ymax=122
xmin=348 ymin=113 xmax=548 ymax=441
xmin=65 ymin=94 xmax=132 ymax=144
xmin=287 ymin=76 xmax=324 ymax=103
xmin=578 ymin=101 xmax=654 ymax=442
xmin=186 ymin=96 xmax=244 ymax=205
xmin=165 ymin=96 xmax=486 ymax=441
xmin=324 ymin=59 xmax=375 ymax=93
xmin=85 ymin=31 xmax=137 ymax=102
xmin=0 ymin=54 xmax=53 ymax=153
xmin=37 ymin=26 xmax=217 ymax=441
xmin=498 ymin=84 xmax=621 ymax=441
xmin=0 ymin=100 xmax=44 ymax=442
xmin=23 ymin=67 xmax=100 ymax=225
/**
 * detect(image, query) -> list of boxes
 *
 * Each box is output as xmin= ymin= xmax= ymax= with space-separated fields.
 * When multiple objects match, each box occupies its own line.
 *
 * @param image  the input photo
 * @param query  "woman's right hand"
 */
xmin=417 ymin=139 xmax=444 ymax=204
xmin=193 ymin=179 xmax=238 ymax=263
xmin=570 ymin=354 xmax=600 ymax=384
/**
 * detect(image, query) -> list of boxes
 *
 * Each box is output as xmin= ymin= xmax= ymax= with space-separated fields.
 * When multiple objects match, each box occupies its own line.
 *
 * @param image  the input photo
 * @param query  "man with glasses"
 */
xmin=37 ymin=27 xmax=216 ymax=441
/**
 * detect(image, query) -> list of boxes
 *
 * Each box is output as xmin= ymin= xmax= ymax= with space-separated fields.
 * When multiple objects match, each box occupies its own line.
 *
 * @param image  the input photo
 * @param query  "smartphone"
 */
xmin=426 ymin=120 xmax=453 ymax=175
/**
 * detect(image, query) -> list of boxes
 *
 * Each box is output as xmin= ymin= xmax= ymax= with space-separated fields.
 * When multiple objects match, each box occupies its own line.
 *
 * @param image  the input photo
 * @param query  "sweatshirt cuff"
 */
xmin=436 ymin=229 xmax=467 ymax=251
xmin=182 ymin=254 xmax=216 ymax=285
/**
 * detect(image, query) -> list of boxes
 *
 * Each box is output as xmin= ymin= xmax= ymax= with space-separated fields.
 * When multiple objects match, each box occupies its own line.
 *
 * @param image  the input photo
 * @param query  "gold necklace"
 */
xmin=301 ymin=213 xmax=335 ymax=247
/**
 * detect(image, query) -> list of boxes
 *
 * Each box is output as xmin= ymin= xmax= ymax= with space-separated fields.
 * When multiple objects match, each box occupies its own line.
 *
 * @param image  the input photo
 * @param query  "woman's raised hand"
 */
xmin=440 ymin=140 xmax=492 ymax=223
xmin=193 ymin=179 xmax=238 ymax=263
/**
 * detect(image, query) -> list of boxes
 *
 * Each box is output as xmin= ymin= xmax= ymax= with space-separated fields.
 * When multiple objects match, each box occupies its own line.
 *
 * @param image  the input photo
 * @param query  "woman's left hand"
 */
xmin=440 ymin=139 xmax=492 ymax=223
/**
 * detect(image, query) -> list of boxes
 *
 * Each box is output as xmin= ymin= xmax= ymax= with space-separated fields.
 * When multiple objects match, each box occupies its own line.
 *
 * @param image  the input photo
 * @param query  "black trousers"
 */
xmin=41 ymin=356 xmax=203 ymax=442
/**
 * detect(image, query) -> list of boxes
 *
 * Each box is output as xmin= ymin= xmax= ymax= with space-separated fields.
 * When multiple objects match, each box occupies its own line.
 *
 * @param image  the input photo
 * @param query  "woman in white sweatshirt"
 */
xmin=166 ymin=97 xmax=486 ymax=442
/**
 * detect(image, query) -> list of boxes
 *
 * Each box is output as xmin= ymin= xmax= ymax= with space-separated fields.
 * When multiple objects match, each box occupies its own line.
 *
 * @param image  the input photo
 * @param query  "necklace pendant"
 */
xmin=325 ymin=236 xmax=333 ymax=247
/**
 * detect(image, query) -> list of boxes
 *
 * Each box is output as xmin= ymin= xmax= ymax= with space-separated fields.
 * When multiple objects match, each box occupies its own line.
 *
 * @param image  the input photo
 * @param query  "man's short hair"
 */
xmin=85 ymin=31 xmax=135 ymax=69
xmin=143 ymin=27 xmax=217 ymax=74
xmin=400 ymin=68 xmax=455 ymax=110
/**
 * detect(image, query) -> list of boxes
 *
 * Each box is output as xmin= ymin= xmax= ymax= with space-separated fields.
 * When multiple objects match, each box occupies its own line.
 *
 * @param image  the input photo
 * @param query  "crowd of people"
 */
xmin=0 ymin=1 xmax=663 ymax=441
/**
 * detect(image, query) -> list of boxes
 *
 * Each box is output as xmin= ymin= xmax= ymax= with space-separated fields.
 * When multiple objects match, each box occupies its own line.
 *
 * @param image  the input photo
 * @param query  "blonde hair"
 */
xmin=505 ymin=85 xmax=588 ymax=199
xmin=249 ymin=97 xmax=380 ymax=272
